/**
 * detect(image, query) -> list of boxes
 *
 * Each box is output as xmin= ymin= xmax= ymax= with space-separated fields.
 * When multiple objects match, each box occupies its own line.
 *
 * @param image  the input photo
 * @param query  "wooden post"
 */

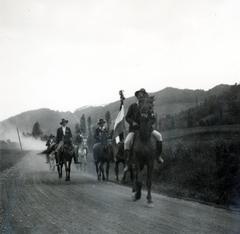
xmin=16 ymin=127 xmax=23 ymax=151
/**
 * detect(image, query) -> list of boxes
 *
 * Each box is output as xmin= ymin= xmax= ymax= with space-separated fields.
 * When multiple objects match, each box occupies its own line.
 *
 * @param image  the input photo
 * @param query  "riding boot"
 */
xmin=156 ymin=141 xmax=164 ymax=164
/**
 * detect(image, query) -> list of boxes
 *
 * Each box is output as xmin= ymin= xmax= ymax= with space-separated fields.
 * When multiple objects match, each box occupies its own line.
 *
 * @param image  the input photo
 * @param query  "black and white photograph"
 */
xmin=0 ymin=0 xmax=240 ymax=233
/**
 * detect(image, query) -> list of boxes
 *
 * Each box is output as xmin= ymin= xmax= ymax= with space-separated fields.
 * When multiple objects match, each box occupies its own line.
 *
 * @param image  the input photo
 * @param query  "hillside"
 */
xmin=0 ymin=108 xmax=78 ymax=139
xmin=0 ymin=84 xmax=231 ymax=139
xmin=74 ymin=84 xmax=230 ymax=126
xmin=158 ymin=84 xmax=240 ymax=130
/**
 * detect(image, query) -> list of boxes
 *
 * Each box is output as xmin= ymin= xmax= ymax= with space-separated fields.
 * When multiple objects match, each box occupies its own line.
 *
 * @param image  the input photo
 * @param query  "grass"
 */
xmin=153 ymin=131 xmax=240 ymax=207
xmin=0 ymin=149 xmax=27 ymax=172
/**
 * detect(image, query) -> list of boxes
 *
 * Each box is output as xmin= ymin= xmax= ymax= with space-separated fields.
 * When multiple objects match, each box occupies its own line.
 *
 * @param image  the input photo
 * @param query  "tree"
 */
xmin=80 ymin=114 xmax=86 ymax=135
xmin=105 ymin=111 xmax=112 ymax=131
xmin=87 ymin=116 xmax=94 ymax=151
xmin=32 ymin=122 xmax=43 ymax=138
xmin=187 ymin=110 xmax=194 ymax=128
xmin=75 ymin=123 xmax=80 ymax=133
xmin=87 ymin=116 xmax=92 ymax=135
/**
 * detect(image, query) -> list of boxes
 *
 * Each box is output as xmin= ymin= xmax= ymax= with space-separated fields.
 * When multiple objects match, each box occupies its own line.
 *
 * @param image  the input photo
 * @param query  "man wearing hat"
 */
xmin=94 ymin=118 xmax=107 ymax=144
xmin=54 ymin=119 xmax=73 ymax=163
xmin=56 ymin=118 xmax=73 ymax=145
xmin=124 ymin=88 xmax=164 ymax=165
xmin=75 ymin=130 xmax=84 ymax=145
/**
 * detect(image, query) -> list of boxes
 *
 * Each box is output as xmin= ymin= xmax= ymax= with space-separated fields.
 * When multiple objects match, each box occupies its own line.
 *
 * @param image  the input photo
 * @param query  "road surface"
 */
xmin=0 ymin=152 xmax=240 ymax=234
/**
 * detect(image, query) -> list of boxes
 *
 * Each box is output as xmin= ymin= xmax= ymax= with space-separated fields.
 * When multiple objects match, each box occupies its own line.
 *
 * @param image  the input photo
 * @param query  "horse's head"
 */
xmin=138 ymin=96 xmax=155 ymax=140
xmin=139 ymin=95 xmax=154 ymax=119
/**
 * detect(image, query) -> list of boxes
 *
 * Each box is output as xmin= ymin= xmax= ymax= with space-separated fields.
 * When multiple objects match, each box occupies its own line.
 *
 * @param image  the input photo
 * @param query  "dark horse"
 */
xmin=131 ymin=96 xmax=158 ymax=205
xmin=46 ymin=141 xmax=74 ymax=181
xmin=56 ymin=143 xmax=75 ymax=181
xmin=93 ymin=132 xmax=113 ymax=181
xmin=112 ymin=140 xmax=133 ymax=183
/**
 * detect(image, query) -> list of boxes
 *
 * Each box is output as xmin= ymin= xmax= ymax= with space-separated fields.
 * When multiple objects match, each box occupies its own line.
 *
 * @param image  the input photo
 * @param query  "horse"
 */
xmin=93 ymin=132 xmax=114 ymax=181
xmin=49 ymin=151 xmax=56 ymax=171
xmin=131 ymin=96 xmax=157 ymax=205
xmin=41 ymin=141 xmax=57 ymax=171
xmin=75 ymin=141 xmax=88 ymax=172
xmin=55 ymin=142 xmax=75 ymax=181
xmin=112 ymin=140 xmax=133 ymax=183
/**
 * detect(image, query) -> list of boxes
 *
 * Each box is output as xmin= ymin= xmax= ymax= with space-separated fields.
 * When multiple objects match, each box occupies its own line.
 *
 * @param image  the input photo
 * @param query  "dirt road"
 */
xmin=0 ymin=152 xmax=240 ymax=234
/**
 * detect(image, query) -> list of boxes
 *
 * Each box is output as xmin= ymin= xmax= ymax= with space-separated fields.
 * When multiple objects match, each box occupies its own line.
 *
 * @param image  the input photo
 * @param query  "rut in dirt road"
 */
xmin=0 ymin=152 xmax=240 ymax=234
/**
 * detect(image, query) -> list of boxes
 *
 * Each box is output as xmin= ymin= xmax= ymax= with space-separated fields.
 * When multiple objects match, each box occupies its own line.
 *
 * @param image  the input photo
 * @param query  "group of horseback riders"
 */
xmin=44 ymin=88 xmax=163 ymax=203
xmin=45 ymin=88 xmax=163 ymax=180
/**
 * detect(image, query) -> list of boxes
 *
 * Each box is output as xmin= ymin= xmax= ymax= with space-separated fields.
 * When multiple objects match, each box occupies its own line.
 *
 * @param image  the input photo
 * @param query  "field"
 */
xmin=0 ymin=149 xmax=27 ymax=172
xmin=152 ymin=124 xmax=240 ymax=207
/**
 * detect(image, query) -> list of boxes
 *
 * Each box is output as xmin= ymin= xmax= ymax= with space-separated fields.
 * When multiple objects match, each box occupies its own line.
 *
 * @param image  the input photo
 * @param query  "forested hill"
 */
xmin=159 ymin=84 xmax=240 ymax=130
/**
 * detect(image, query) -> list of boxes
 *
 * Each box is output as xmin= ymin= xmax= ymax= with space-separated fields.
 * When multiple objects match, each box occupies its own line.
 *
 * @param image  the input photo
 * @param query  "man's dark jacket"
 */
xmin=94 ymin=127 xmax=107 ymax=143
xmin=126 ymin=103 xmax=141 ymax=132
xmin=56 ymin=127 xmax=72 ymax=144
xmin=126 ymin=103 xmax=156 ymax=132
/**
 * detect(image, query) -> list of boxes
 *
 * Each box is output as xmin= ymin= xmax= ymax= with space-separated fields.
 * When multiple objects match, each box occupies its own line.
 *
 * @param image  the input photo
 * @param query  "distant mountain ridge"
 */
xmin=0 ymin=84 xmax=231 ymax=139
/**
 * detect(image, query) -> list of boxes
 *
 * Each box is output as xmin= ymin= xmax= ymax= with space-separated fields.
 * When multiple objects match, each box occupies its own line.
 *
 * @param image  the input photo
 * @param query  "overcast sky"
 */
xmin=0 ymin=0 xmax=239 ymax=121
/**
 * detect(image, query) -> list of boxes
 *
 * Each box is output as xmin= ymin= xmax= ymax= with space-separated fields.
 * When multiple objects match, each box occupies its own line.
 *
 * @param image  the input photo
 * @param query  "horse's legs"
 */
xmin=65 ymin=161 xmax=68 ymax=181
xmin=56 ymin=155 xmax=62 ymax=179
xmin=46 ymin=153 xmax=50 ymax=163
xmin=106 ymin=162 xmax=110 ymax=181
xmin=132 ymin=161 xmax=142 ymax=201
xmin=95 ymin=162 xmax=101 ymax=180
xmin=115 ymin=161 xmax=119 ymax=181
xmin=128 ymin=164 xmax=134 ymax=184
xmin=84 ymin=157 xmax=87 ymax=172
xmin=68 ymin=160 xmax=72 ymax=179
xmin=58 ymin=164 xmax=62 ymax=178
xmin=100 ymin=162 xmax=105 ymax=180
xmin=65 ymin=160 xmax=71 ymax=181
xmin=146 ymin=162 xmax=153 ymax=204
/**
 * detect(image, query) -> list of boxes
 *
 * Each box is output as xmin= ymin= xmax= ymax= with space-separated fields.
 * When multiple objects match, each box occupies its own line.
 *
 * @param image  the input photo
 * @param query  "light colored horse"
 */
xmin=76 ymin=141 xmax=88 ymax=172
xmin=49 ymin=151 xmax=56 ymax=171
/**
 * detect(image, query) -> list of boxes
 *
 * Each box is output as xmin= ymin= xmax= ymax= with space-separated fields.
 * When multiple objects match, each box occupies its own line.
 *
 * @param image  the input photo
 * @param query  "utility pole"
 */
xmin=16 ymin=127 xmax=23 ymax=151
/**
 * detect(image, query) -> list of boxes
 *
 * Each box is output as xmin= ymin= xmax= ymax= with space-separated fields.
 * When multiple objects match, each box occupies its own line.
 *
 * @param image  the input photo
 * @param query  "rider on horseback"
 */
xmin=124 ymin=88 xmax=164 ymax=165
xmin=75 ymin=130 xmax=84 ymax=145
xmin=74 ymin=130 xmax=84 ymax=164
xmin=94 ymin=118 xmax=108 ymax=144
xmin=56 ymin=118 xmax=74 ymax=164
xmin=45 ymin=134 xmax=55 ymax=163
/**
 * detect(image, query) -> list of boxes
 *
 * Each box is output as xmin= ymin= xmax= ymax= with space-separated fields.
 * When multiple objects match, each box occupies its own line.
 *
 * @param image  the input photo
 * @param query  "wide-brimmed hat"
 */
xmin=60 ymin=118 xmax=68 ymax=125
xmin=135 ymin=88 xmax=148 ymax=97
xmin=97 ymin=118 xmax=106 ymax=125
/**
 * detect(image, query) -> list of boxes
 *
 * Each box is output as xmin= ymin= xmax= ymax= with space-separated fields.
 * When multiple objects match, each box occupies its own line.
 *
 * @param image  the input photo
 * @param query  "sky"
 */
xmin=0 ymin=0 xmax=239 ymax=121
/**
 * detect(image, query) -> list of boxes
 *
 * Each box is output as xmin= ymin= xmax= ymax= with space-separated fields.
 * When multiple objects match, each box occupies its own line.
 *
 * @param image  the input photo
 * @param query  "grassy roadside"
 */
xmin=0 ymin=149 xmax=28 ymax=172
xmin=110 ymin=126 xmax=240 ymax=209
